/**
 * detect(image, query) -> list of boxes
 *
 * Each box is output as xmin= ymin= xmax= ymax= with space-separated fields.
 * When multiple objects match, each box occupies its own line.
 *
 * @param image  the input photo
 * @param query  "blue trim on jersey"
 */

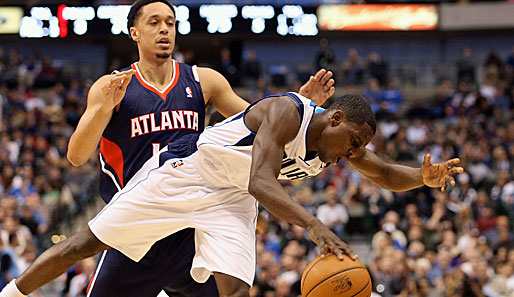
xmin=241 ymin=94 xmax=281 ymax=135
xmin=205 ymin=112 xmax=245 ymax=131
xmin=232 ymin=133 xmax=256 ymax=146
xmin=240 ymin=93 xmax=305 ymax=136
xmin=284 ymin=93 xmax=304 ymax=120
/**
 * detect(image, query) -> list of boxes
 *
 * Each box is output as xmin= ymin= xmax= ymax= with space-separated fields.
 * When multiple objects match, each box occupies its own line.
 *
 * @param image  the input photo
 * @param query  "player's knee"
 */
xmin=220 ymin=288 xmax=249 ymax=297
xmin=62 ymin=229 xmax=109 ymax=260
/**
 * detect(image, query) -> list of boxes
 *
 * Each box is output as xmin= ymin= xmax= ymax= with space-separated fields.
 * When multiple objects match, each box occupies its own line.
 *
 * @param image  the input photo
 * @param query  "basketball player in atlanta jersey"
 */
xmin=64 ymin=0 xmax=335 ymax=296
xmin=1 ymin=93 xmax=464 ymax=297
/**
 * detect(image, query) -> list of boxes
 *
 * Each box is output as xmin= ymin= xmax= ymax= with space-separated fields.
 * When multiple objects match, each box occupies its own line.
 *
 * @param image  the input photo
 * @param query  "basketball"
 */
xmin=301 ymin=253 xmax=372 ymax=297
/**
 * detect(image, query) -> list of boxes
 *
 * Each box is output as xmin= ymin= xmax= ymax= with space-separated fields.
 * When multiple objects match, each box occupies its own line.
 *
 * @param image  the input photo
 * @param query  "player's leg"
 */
xmin=161 ymin=228 xmax=219 ymax=297
xmin=4 ymin=228 xmax=109 ymax=296
xmin=213 ymin=272 xmax=250 ymax=297
xmin=189 ymin=188 xmax=258 ymax=297
xmin=86 ymin=248 xmax=162 ymax=297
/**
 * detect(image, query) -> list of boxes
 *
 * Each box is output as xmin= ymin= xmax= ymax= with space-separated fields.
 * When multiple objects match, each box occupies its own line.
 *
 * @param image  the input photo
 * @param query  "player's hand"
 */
xmin=100 ymin=69 xmax=135 ymax=113
xmin=307 ymin=220 xmax=357 ymax=261
xmin=421 ymin=154 xmax=464 ymax=192
xmin=298 ymin=69 xmax=335 ymax=106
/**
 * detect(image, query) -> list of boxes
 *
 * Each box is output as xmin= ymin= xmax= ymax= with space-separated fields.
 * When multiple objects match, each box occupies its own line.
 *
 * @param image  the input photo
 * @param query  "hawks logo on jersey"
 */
xmin=130 ymin=110 xmax=200 ymax=138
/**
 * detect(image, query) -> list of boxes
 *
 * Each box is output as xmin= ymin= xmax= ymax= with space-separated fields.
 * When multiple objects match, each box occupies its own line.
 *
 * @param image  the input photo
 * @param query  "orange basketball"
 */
xmin=301 ymin=253 xmax=372 ymax=297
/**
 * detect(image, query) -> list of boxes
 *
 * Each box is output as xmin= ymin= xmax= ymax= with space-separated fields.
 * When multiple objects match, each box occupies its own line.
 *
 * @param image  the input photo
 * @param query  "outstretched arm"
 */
xmin=247 ymin=96 xmax=356 ymax=260
xmin=348 ymin=149 xmax=463 ymax=192
xmin=198 ymin=67 xmax=335 ymax=118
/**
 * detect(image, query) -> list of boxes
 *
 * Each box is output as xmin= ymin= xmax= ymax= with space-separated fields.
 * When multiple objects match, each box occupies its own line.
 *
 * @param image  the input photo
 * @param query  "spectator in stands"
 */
xmin=342 ymin=48 xmax=364 ymax=85
xmin=215 ymin=48 xmax=239 ymax=86
xmin=381 ymin=80 xmax=403 ymax=113
xmin=457 ymin=47 xmax=476 ymax=84
xmin=315 ymin=39 xmax=336 ymax=73
xmin=364 ymin=78 xmax=382 ymax=112
xmin=366 ymin=52 xmax=388 ymax=87
xmin=506 ymin=46 xmax=514 ymax=71
xmin=0 ymin=240 xmax=19 ymax=290
xmin=242 ymin=50 xmax=262 ymax=87
xmin=484 ymin=49 xmax=504 ymax=80
xmin=68 ymin=257 xmax=96 ymax=297
xmin=316 ymin=186 xmax=348 ymax=239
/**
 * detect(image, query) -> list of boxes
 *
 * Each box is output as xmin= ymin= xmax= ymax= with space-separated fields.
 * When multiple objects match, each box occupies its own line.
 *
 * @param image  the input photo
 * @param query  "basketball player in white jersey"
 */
xmin=66 ymin=1 xmax=335 ymax=296
xmin=0 ymin=93 xmax=463 ymax=297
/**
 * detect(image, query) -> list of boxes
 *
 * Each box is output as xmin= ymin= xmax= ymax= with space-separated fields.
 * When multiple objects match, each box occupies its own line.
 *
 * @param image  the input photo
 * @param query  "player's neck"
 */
xmin=305 ymin=113 xmax=324 ymax=152
xmin=136 ymin=57 xmax=174 ymax=90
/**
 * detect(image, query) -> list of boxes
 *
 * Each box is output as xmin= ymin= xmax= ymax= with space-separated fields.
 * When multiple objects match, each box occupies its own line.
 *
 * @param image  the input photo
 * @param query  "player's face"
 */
xmin=132 ymin=2 xmax=176 ymax=59
xmin=317 ymin=111 xmax=374 ymax=164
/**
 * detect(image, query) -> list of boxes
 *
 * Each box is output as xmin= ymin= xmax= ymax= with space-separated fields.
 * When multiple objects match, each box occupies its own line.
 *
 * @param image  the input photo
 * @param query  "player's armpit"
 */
xmin=196 ymin=67 xmax=249 ymax=118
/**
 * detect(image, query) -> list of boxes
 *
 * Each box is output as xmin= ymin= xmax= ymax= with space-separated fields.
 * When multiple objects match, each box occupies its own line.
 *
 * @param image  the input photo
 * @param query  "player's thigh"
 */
xmin=213 ymin=272 xmax=250 ymax=297
xmin=191 ymin=189 xmax=258 ymax=287
xmin=87 ymin=249 xmax=162 ymax=297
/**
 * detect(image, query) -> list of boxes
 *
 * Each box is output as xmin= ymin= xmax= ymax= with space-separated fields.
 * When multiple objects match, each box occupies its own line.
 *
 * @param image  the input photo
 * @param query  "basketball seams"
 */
xmin=350 ymin=278 xmax=371 ymax=297
xmin=304 ymin=267 xmax=367 ymax=297
xmin=301 ymin=256 xmax=325 ymax=293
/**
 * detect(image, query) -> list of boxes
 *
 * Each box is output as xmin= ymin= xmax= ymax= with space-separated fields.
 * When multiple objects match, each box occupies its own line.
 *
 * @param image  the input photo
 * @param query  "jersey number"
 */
xmin=152 ymin=143 xmax=161 ymax=156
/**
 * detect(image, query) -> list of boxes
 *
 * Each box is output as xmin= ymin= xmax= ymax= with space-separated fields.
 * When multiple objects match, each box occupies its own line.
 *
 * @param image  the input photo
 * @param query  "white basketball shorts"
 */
xmin=88 ymin=150 xmax=259 ymax=286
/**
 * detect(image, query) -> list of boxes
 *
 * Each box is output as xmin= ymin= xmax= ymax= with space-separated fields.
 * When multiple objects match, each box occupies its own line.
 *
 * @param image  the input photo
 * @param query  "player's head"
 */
xmin=128 ymin=0 xmax=176 ymax=59
xmin=317 ymin=94 xmax=376 ymax=163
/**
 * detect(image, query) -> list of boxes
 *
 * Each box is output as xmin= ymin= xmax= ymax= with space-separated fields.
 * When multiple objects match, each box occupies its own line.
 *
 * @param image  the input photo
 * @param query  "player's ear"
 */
xmin=330 ymin=110 xmax=343 ymax=127
xmin=130 ymin=27 xmax=139 ymax=42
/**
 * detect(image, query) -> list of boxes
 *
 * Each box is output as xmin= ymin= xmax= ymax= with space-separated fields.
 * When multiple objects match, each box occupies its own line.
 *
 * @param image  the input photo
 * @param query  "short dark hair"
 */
xmin=127 ymin=0 xmax=175 ymax=38
xmin=328 ymin=94 xmax=376 ymax=133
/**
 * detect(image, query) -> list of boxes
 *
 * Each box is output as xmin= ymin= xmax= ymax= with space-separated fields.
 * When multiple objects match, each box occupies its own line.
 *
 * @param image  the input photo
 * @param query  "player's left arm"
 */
xmin=197 ymin=67 xmax=335 ymax=118
xmin=347 ymin=149 xmax=464 ymax=192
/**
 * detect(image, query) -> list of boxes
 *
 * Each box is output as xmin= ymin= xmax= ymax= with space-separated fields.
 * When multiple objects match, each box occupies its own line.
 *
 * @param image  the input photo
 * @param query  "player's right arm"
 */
xmin=246 ymin=97 xmax=356 ymax=260
xmin=67 ymin=70 xmax=134 ymax=166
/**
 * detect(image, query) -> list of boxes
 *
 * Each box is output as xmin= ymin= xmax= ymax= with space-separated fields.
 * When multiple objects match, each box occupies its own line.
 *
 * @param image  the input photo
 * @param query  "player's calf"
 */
xmin=213 ymin=272 xmax=250 ymax=297
xmin=0 ymin=228 xmax=110 ymax=297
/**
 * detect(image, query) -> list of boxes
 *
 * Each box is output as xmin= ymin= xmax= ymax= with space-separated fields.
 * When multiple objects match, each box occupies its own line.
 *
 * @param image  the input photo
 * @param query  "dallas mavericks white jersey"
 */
xmin=89 ymin=93 xmax=325 ymax=286
xmin=196 ymin=92 xmax=325 ymax=189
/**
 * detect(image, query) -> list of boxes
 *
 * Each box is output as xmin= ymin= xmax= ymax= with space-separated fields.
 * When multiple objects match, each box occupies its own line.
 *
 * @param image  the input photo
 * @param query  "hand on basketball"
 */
xmin=307 ymin=220 xmax=357 ymax=261
xmin=421 ymin=154 xmax=464 ymax=192
xmin=100 ymin=69 xmax=135 ymax=113
xmin=298 ymin=69 xmax=335 ymax=106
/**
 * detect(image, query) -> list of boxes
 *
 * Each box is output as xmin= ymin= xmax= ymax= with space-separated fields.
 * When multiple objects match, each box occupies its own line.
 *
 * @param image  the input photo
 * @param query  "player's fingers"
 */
xmin=114 ymin=69 xmax=135 ymax=76
xmin=120 ymin=74 xmax=133 ymax=90
xmin=423 ymin=154 xmax=431 ymax=166
xmin=327 ymin=86 xmax=335 ymax=97
xmin=334 ymin=248 xmax=344 ymax=261
xmin=109 ymin=75 xmax=127 ymax=86
xmin=448 ymin=167 xmax=464 ymax=175
xmin=340 ymin=244 xmax=358 ymax=260
xmin=320 ymin=71 xmax=333 ymax=85
xmin=314 ymin=69 xmax=327 ymax=82
xmin=447 ymin=175 xmax=456 ymax=187
xmin=318 ymin=239 xmax=326 ymax=256
xmin=444 ymin=158 xmax=461 ymax=167
xmin=324 ymin=79 xmax=335 ymax=90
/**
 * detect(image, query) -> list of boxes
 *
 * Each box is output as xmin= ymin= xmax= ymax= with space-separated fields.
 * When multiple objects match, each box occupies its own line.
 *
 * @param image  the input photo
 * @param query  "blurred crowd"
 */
xmin=250 ymin=45 xmax=514 ymax=297
xmin=0 ymin=47 xmax=97 ymax=296
xmin=1 ymin=43 xmax=514 ymax=297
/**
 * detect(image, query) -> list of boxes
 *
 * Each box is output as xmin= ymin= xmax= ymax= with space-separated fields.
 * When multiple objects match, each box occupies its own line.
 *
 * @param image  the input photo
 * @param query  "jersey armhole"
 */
xmin=192 ymin=65 xmax=200 ymax=82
